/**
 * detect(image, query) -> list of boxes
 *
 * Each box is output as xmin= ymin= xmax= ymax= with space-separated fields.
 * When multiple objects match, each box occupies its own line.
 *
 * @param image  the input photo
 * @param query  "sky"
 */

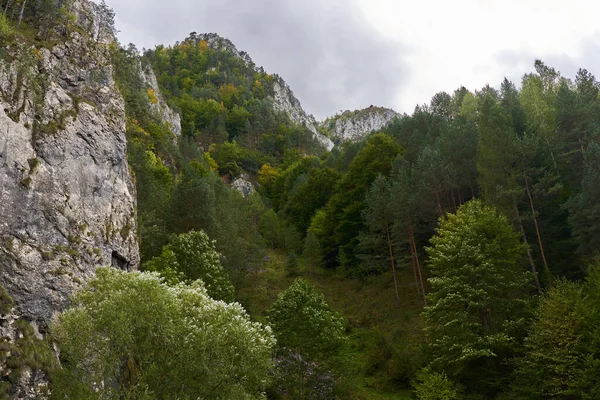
xmin=103 ymin=0 xmax=600 ymax=120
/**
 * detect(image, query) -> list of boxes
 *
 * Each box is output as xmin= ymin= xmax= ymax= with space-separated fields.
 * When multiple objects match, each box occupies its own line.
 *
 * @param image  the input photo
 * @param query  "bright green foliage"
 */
xmin=145 ymin=230 xmax=234 ymax=302
xmin=51 ymin=268 xmax=275 ymax=400
xmin=267 ymin=279 xmax=345 ymax=360
xmin=424 ymin=200 xmax=532 ymax=395
xmin=145 ymin=35 xmax=324 ymax=160
xmin=520 ymin=60 xmax=560 ymax=144
xmin=512 ymin=279 xmax=588 ymax=399
xmin=413 ymin=369 xmax=461 ymax=400
xmin=0 ymin=14 xmax=14 ymax=41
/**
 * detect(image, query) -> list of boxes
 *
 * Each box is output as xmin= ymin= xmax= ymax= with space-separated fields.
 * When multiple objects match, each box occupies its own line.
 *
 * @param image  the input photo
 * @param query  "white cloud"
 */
xmin=357 ymin=0 xmax=600 ymax=112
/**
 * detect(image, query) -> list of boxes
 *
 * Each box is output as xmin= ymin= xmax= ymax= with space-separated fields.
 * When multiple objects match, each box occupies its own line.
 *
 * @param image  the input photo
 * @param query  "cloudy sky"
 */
xmin=103 ymin=0 xmax=600 ymax=120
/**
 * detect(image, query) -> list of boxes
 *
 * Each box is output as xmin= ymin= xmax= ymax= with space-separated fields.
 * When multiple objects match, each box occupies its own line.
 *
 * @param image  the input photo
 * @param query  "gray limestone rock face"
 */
xmin=0 ymin=11 xmax=138 ymax=336
xmin=323 ymin=107 xmax=399 ymax=143
xmin=138 ymin=62 xmax=182 ymax=136
xmin=231 ymin=174 xmax=255 ymax=198
xmin=271 ymin=79 xmax=334 ymax=151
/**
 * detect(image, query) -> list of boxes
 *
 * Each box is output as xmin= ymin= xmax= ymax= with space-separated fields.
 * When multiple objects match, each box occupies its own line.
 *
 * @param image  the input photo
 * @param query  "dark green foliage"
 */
xmin=567 ymin=142 xmax=600 ymax=261
xmin=285 ymin=250 xmax=298 ymax=276
xmin=315 ymin=133 xmax=403 ymax=269
xmin=0 ymin=285 xmax=13 ymax=317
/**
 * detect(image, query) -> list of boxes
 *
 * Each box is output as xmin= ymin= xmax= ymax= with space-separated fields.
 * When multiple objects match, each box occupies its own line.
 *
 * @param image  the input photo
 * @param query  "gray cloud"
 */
xmin=104 ymin=0 xmax=409 ymax=120
xmin=494 ymin=33 xmax=600 ymax=86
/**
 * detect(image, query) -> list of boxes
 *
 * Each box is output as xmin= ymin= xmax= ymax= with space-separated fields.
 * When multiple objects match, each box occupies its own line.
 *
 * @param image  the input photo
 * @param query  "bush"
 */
xmin=0 ymin=15 xmax=14 ymax=41
xmin=51 ymin=268 xmax=275 ymax=399
xmin=413 ymin=369 xmax=461 ymax=400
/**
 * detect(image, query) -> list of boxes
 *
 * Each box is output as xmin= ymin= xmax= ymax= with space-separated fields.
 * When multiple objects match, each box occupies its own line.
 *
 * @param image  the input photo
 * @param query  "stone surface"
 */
xmin=231 ymin=174 xmax=255 ymax=198
xmin=271 ymin=78 xmax=334 ymax=151
xmin=138 ymin=62 xmax=182 ymax=136
xmin=321 ymin=106 xmax=399 ymax=143
xmin=0 ymin=3 xmax=138 ymax=335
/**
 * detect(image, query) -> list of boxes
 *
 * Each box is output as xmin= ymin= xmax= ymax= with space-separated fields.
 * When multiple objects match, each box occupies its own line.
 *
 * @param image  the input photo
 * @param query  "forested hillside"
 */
xmin=2 ymin=1 xmax=600 ymax=399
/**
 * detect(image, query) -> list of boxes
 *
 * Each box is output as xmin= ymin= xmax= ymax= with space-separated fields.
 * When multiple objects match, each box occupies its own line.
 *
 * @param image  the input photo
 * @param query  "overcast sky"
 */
xmin=103 ymin=0 xmax=600 ymax=120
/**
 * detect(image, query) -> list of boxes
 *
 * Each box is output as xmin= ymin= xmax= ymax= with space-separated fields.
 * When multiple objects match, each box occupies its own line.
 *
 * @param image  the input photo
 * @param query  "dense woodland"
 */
xmin=2 ymin=1 xmax=600 ymax=399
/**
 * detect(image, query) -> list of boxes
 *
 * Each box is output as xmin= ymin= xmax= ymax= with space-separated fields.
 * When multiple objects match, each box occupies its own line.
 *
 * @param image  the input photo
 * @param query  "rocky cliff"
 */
xmin=0 ymin=0 xmax=139 ymax=396
xmin=271 ymin=77 xmax=334 ymax=151
xmin=139 ymin=62 xmax=182 ymax=136
xmin=322 ymin=106 xmax=399 ymax=143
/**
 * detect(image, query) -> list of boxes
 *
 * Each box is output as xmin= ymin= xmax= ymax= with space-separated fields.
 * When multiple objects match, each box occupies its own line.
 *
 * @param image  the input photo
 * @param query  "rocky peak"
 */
xmin=184 ymin=33 xmax=333 ymax=150
xmin=322 ymin=106 xmax=399 ymax=143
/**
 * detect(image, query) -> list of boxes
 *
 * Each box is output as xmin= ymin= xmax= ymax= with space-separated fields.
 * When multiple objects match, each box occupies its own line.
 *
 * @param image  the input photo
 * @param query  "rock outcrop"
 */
xmin=0 ymin=0 xmax=138 ymax=338
xmin=271 ymin=77 xmax=334 ymax=151
xmin=322 ymin=106 xmax=399 ymax=143
xmin=139 ymin=62 xmax=182 ymax=136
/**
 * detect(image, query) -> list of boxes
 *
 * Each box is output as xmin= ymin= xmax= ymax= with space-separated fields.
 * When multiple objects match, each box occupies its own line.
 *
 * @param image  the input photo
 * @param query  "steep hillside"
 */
xmin=322 ymin=106 xmax=400 ymax=143
xmin=145 ymin=32 xmax=333 ymax=166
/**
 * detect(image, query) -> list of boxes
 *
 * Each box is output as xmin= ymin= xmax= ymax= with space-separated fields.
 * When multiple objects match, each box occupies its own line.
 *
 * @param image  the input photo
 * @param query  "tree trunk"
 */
xmin=451 ymin=190 xmax=457 ymax=212
xmin=3 ymin=0 xmax=12 ymax=15
xmin=522 ymin=164 xmax=551 ymax=286
xmin=433 ymin=178 xmax=443 ymax=216
xmin=408 ymin=229 xmax=421 ymax=302
xmin=16 ymin=0 xmax=26 ymax=29
xmin=513 ymin=198 xmax=542 ymax=293
xmin=385 ymin=220 xmax=400 ymax=306
xmin=409 ymin=224 xmax=427 ymax=306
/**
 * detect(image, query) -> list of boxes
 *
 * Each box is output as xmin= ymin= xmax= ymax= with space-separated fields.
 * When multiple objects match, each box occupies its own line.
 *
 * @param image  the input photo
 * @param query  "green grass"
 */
xmin=237 ymin=249 xmax=426 ymax=398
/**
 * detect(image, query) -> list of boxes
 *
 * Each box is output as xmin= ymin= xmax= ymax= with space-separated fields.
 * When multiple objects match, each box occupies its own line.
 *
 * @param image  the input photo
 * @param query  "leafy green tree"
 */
xmin=413 ymin=369 xmax=461 ymax=400
xmin=267 ymin=279 xmax=346 ymax=399
xmin=169 ymin=161 xmax=216 ymax=233
xmin=320 ymin=133 xmax=402 ymax=269
xmin=145 ymin=230 xmax=234 ymax=302
xmin=512 ymin=279 xmax=588 ymax=399
xmin=267 ymin=279 xmax=345 ymax=360
xmin=51 ymin=268 xmax=274 ymax=399
xmin=361 ymin=174 xmax=400 ymax=304
xmin=423 ymin=200 xmax=533 ymax=396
